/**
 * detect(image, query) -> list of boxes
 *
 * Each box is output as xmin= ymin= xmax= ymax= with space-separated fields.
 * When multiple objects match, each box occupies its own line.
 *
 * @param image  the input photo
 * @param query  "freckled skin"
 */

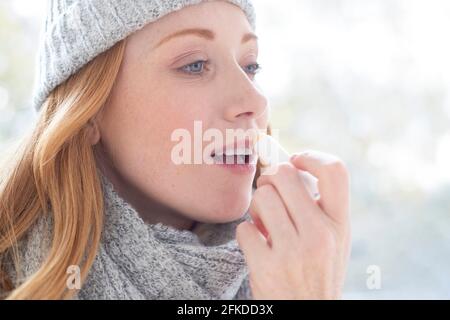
xmin=92 ymin=1 xmax=269 ymax=230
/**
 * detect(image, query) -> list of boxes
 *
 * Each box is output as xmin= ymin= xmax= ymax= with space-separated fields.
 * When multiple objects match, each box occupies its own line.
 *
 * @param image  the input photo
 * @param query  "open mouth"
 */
xmin=210 ymin=148 xmax=254 ymax=165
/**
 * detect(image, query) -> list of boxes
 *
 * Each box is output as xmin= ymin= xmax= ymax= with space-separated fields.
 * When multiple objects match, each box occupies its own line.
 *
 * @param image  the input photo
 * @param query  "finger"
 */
xmin=252 ymin=214 xmax=270 ymax=240
xmin=249 ymin=184 xmax=298 ymax=248
xmin=257 ymin=163 xmax=319 ymax=232
xmin=290 ymin=150 xmax=350 ymax=224
xmin=236 ymin=221 xmax=270 ymax=269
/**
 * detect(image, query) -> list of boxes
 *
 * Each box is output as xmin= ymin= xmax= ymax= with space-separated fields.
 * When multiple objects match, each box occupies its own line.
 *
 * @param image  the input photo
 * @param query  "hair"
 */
xmin=0 ymin=38 xmax=269 ymax=300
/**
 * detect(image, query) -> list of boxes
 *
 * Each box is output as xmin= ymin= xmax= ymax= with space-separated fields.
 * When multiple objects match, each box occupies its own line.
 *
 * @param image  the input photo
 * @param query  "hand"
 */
xmin=236 ymin=150 xmax=351 ymax=299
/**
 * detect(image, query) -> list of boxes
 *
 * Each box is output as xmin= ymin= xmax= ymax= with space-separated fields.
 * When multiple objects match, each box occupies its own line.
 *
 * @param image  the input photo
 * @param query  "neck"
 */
xmin=93 ymin=141 xmax=195 ymax=231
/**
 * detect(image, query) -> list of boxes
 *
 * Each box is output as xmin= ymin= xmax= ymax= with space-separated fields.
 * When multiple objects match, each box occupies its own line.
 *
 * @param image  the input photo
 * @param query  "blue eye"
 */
xmin=178 ymin=61 xmax=262 ymax=77
xmin=244 ymin=63 xmax=262 ymax=76
xmin=180 ymin=60 xmax=208 ymax=75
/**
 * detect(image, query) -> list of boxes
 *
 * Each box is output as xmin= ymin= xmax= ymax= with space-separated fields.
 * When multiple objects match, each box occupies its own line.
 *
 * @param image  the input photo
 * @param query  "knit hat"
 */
xmin=31 ymin=0 xmax=256 ymax=111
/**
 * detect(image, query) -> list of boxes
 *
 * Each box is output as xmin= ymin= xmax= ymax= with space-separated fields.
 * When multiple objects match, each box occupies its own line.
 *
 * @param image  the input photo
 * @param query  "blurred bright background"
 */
xmin=1 ymin=0 xmax=450 ymax=299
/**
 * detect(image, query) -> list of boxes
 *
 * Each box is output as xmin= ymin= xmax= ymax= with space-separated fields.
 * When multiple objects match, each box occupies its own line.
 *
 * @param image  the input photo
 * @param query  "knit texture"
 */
xmin=31 ymin=0 xmax=256 ymax=111
xmin=77 ymin=172 xmax=252 ymax=299
xmin=6 ymin=172 xmax=253 ymax=299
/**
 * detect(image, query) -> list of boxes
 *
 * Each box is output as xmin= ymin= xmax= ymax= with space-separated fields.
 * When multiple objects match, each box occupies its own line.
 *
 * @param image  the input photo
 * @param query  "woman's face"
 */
xmin=95 ymin=1 xmax=269 ymax=224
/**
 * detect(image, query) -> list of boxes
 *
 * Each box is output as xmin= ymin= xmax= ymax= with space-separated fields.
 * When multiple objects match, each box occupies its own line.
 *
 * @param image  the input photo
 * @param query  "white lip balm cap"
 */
xmin=255 ymin=133 xmax=320 ymax=200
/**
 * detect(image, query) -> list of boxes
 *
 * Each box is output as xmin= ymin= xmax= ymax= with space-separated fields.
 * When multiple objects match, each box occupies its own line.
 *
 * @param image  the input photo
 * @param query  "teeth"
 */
xmin=212 ymin=154 xmax=250 ymax=164
xmin=214 ymin=148 xmax=253 ymax=156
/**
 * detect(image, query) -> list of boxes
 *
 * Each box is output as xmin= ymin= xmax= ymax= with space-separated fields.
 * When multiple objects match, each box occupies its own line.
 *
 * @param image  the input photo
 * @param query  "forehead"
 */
xmin=133 ymin=1 xmax=253 ymax=47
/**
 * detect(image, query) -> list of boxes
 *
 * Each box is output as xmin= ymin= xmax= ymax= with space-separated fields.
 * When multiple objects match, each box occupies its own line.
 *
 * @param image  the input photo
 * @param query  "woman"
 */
xmin=0 ymin=0 xmax=351 ymax=299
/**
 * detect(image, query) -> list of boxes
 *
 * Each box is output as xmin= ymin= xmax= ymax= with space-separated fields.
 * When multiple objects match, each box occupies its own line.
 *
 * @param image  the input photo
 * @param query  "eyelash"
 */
xmin=178 ymin=60 xmax=262 ymax=77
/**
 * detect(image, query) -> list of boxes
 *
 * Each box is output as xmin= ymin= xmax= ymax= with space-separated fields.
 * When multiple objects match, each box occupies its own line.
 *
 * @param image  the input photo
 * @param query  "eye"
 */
xmin=177 ymin=60 xmax=262 ymax=77
xmin=244 ymin=63 xmax=262 ymax=76
xmin=179 ymin=60 xmax=209 ymax=75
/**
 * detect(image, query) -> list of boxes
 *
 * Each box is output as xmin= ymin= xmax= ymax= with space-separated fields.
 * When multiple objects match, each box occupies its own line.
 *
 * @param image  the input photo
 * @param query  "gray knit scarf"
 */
xmin=7 ymin=173 xmax=253 ymax=300
xmin=76 ymin=173 xmax=252 ymax=299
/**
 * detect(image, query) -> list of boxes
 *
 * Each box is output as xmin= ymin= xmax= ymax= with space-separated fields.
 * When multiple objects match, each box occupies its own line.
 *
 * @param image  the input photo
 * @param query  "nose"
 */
xmin=221 ymin=61 xmax=269 ymax=124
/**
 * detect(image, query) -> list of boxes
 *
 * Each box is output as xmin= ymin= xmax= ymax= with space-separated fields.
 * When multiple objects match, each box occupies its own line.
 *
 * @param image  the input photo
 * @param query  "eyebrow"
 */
xmin=154 ymin=28 xmax=258 ymax=49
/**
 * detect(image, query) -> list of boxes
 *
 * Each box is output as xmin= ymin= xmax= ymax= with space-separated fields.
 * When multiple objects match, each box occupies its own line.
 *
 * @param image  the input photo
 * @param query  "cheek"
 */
xmin=132 ymin=108 xmax=190 ymax=174
xmin=115 ymin=97 xmax=210 ymax=184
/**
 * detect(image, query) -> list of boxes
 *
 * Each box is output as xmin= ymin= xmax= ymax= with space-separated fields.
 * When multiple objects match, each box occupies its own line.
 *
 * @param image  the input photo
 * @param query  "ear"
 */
xmin=86 ymin=118 xmax=101 ymax=146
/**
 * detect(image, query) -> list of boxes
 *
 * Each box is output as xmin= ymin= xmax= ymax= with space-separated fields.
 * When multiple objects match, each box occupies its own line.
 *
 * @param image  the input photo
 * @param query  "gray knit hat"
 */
xmin=31 ymin=0 xmax=256 ymax=111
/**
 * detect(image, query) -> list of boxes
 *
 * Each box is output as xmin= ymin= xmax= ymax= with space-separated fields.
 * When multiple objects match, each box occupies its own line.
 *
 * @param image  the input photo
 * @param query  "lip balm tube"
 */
xmin=255 ymin=133 xmax=320 ymax=200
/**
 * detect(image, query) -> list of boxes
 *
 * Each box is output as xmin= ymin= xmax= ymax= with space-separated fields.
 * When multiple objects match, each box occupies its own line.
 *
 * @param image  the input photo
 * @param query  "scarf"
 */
xmin=7 ymin=173 xmax=253 ymax=299
xmin=76 ymin=173 xmax=252 ymax=299
xmin=8 ymin=173 xmax=252 ymax=300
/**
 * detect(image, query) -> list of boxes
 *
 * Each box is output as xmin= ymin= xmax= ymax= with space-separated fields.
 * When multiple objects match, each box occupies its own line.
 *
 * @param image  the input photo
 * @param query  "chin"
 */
xmin=199 ymin=194 xmax=252 ymax=224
